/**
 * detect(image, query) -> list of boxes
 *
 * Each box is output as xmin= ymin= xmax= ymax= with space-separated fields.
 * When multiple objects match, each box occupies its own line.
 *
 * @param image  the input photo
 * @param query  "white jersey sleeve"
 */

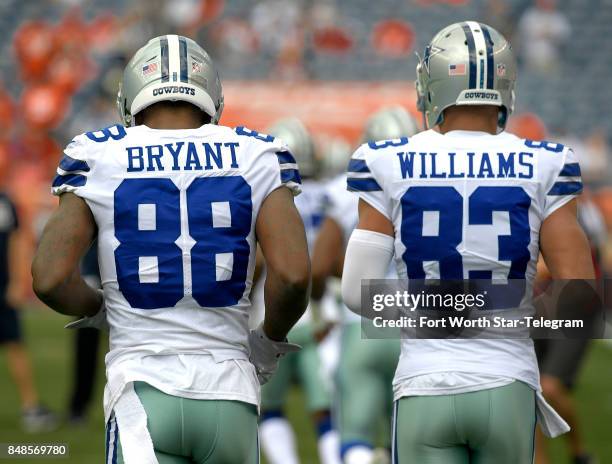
xmin=234 ymin=126 xmax=302 ymax=200
xmin=346 ymin=142 xmax=393 ymax=220
xmin=541 ymin=145 xmax=582 ymax=218
xmin=52 ymin=125 xmax=127 ymax=198
xmin=324 ymin=174 xmax=358 ymax=243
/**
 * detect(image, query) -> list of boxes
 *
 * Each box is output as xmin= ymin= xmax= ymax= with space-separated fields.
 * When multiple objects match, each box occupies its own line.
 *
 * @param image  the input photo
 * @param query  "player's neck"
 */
xmin=141 ymin=111 xmax=204 ymax=130
xmin=438 ymin=106 xmax=498 ymax=135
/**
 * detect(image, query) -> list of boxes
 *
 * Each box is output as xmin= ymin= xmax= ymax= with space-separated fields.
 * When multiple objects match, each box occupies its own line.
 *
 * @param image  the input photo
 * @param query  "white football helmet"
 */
xmin=117 ymin=35 xmax=224 ymax=126
xmin=268 ymin=118 xmax=318 ymax=178
xmin=416 ymin=21 xmax=517 ymax=129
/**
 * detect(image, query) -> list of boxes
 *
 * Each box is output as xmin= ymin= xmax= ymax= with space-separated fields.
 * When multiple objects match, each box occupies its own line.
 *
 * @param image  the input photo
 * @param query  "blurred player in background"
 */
xmin=342 ymin=21 xmax=594 ymax=463
xmin=0 ymin=156 xmax=57 ymax=433
xmin=68 ymin=242 xmax=102 ymax=424
xmin=254 ymin=118 xmax=340 ymax=464
xmin=32 ymin=35 xmax=310 ymax=463
xmin=312 ymin=106 xmax=418 ymax=464
xmin=534 ymin=192 xmax=606 ymax=464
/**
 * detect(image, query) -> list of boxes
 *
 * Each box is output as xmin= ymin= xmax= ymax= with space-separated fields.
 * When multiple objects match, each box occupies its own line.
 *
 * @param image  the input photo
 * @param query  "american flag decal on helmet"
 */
xmin=142 ymin=62 xmax=159 ymax=77
xmin=192 ymin=60 xmax=202 ymax=73
xmin=449 ymin=63 xmax=466 ymax=76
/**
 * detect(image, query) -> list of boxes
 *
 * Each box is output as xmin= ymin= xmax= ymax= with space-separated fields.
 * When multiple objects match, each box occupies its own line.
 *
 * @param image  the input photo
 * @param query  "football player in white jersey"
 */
xmin=341 ymin=22 xmax=595 ymax=463
xmin=253 ymin=118 xmax=340 ymax=464
xmin=32 ymin=35 xmax=310 ymax=464
xmin=312 ymin=106 xmax=418 ymax=464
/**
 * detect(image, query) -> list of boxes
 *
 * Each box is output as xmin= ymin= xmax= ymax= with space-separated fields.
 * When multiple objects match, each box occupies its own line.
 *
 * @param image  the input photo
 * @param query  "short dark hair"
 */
xmin=134 ymin=100 xmax=212 ymax=126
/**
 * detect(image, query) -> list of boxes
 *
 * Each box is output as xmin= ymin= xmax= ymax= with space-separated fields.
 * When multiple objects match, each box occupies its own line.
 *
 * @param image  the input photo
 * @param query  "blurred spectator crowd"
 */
xmin=0 ymin=0 xmax=612 ymax=274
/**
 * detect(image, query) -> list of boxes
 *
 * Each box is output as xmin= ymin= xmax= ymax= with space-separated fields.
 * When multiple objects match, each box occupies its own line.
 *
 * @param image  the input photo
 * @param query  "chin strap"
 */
xmin=497 ymin=107 xmax=508 ymax=131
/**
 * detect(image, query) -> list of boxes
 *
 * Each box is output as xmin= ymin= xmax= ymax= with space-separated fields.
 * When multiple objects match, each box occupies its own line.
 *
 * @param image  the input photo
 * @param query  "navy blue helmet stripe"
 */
xmin=462 ymin=24 xmax=477 ymax=89
xmin=347 ymin=177 xmax=382 ymax=192
xmin=481 ymin=25 xmax=495 ymax=89
xmin=179 ymin=36 xmax=188 ymax=83
xmin=281 ymin=168 xmax=302 ymax=184
xmin=52 ymin=173 xmax=87 ymax=188
xmin=347 ymin=159 xmax=370 ymax=173
xmin=547 ymin=181 xmax=583 ymax=196
xmin=160 ymin=36 xmax=169 ymax=82
xmin=59 ymin=154 xmax=90 ymax=172
xmin=276 ymin=150 xmax=296 ymax=165
xmin=559 ymin=163 xmax=581 ymax=177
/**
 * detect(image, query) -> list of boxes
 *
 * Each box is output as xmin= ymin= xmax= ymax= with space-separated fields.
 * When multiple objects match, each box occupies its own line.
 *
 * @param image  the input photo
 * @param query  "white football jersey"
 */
xmin=347 ymin=129 xmax=582 ymax=394
xmin=53 ymin=124 xmax=301 ymax=418
xmin=325 ymin=174 xmax=359 ymax=243
xmin=296 ymin=179 xmax=330 ymax=252
xmin=249 ymin=178 xmax=329 ymax=328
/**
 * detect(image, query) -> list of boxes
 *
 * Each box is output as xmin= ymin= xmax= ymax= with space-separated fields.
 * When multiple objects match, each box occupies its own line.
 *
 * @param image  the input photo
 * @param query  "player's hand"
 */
xmin=5 ymin=284 xmax=26 ymax=309
xmin=64 ymin=290 xmax=108 ymax=331
xmin=248 ymin=323 xmax=301 ymax=385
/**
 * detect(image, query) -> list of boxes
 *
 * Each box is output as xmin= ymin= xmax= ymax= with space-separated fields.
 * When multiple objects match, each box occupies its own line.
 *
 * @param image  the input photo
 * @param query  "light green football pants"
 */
xmin=393 ymin=381 xmax=536 ymax=464
xmin=261 ymin=324 xmax=331 ymax=412
xmin=106 ymin=382 xmax=259 ymax=464
xmin=337 ymin=322 xmax=400 ymax=449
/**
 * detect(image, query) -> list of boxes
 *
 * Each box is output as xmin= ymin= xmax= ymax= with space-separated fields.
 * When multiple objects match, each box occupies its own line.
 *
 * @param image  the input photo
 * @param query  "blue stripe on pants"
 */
xmin=392 ymin=401 xmax=399 ymax=464
xmin=112 ymin=417 xmax=119 ymax=464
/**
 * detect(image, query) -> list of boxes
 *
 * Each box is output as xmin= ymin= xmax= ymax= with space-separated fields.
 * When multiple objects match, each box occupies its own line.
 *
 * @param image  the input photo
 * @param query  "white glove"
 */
xmin=64 ymin=290 xmax=108 ymax=331
xmin=248 ymin=323 xmax=301 ymax=385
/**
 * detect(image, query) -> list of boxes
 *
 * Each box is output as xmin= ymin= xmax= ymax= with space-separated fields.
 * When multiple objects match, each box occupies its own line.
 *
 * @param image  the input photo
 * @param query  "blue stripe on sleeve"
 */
xmin=559 ymin=163 xmax=581 ymax=177
xmin=547 ymin=181 xmax=583 ymax=196
xmin=347 ymin=177 xmax=382 ymax=192
xmin=52 ymin=173 xmax=87 ymax=188
xmin=59 ymin=154 xmax=90 ymax=172
xmin=347 ymin=159 xmax=370 ymax=173
xmin=276 ymin=150 xmax=296 ymax=165
xmin=281 ymin=168 xmax=302 ymax=184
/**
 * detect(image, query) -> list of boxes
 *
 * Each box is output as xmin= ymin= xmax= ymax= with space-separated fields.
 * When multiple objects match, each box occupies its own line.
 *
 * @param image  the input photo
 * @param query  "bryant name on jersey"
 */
xmin=126 ymin=141 xmax=241 ymax=172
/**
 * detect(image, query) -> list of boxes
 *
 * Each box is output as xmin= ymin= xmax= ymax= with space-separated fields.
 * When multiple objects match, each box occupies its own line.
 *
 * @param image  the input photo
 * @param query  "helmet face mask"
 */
xmin=117 ymin=35 xmax=224 ymax=126
xmin=416 ymin=21 xmax=517 ymax=130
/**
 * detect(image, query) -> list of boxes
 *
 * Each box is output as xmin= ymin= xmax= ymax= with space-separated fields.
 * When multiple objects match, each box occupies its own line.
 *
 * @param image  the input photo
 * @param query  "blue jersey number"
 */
xmin=367 ymin=137 xmax=409 ymax=150
xmin=114 ymin=177 xmax=252 ymax=309
xmin=400 ymin=186 xmax=531 ymax=279
xmin=85 ymin=125 xmax=127 ymax=143
xmin=524 ymin=139 xmax=564 ymax=153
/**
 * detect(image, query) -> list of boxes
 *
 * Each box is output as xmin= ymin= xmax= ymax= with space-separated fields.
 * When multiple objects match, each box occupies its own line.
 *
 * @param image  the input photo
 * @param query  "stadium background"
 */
xmin=0 ymin=0 xmax=611 ymax=462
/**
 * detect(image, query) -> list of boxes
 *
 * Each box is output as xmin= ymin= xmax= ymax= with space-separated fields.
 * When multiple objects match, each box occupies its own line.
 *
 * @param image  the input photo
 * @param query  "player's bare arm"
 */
xmin=311 ymin=217 xmax=344 ymax=299
xmin=32 ymin=193 xmax=101 ymax=317
xmin=540 ymin=199 xmax=595 ymax=280
xmin=256 ymin=186 xmax=311 ymax=341
xmin=355 ymin=198 xmax=394 ymax=236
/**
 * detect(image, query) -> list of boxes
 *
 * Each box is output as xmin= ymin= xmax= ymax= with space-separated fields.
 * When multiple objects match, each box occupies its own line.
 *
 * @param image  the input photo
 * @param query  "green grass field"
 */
xmin=1 ymin=307 xmax=611 ymax=463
